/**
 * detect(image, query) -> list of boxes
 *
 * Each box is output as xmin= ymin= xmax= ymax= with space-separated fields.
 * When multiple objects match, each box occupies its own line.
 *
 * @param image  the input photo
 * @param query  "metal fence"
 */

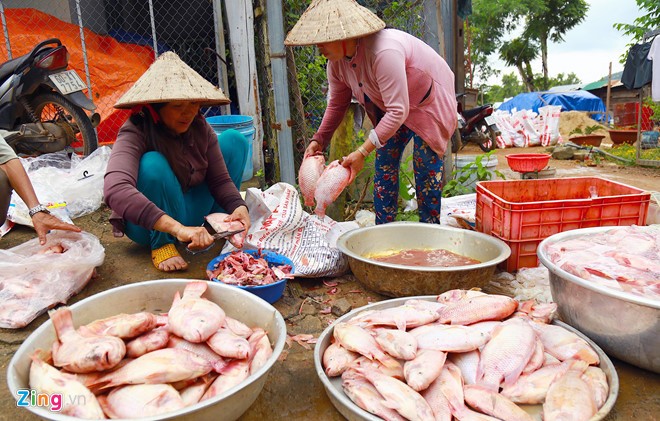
xmin=0 ymin=0 xmax=447 ymax=185
xmin=0 ymin=0 xmax=226 ymax=148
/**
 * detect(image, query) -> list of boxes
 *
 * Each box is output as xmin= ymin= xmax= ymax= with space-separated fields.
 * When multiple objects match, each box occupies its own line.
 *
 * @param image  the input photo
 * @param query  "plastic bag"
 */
xmin=0 ymin=231 xmax=105 ymax=328
xmin=8 ymin=147 xmax=111 ymax=226
xmin=222 ymin=182 xmax=358 ymax=278
xmin=538 ymin=105 xmax=562 ymax=146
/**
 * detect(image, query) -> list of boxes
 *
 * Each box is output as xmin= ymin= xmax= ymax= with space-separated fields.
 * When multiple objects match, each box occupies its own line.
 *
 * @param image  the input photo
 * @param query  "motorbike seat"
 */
xmin=0 ymin=55 xmax=33 ymax=82
xmin=462 ymin=104 xmax=492 ymax=120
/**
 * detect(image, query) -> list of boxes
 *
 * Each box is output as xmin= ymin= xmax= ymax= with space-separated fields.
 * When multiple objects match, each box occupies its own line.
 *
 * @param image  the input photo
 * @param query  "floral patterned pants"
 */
xmin=374 ymin=125 xmax=444 ymax=225
xmin=374 ymin=126 xmax=444 ymax=224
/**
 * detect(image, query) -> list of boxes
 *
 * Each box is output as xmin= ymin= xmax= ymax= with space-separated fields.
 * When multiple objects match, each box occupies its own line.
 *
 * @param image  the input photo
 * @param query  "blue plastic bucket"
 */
xmin=206 ymin=115 xmax=255 ymax=182
xmin=206 ymin=249 xmax=295 ymax=304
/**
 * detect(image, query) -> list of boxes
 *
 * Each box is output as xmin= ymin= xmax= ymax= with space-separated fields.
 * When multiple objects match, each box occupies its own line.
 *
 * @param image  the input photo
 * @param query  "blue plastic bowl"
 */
xmin=206 ymin=249 xmax=294 ymax=304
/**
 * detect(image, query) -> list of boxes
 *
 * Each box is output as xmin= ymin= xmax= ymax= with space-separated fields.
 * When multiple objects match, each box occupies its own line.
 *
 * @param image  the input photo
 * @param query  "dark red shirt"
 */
xmin=104 ymin=114 xmax=246 ymax=232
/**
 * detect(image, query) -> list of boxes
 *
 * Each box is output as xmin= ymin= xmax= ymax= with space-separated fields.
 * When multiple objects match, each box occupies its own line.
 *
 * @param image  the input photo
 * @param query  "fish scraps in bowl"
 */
xmin=206 ymin=249 xmax=294 ymax=287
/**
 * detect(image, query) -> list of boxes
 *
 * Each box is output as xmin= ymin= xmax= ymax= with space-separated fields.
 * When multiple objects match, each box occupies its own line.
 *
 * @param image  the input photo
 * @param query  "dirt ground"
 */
xmin=0 ymin=145 xmax=659 ymax=420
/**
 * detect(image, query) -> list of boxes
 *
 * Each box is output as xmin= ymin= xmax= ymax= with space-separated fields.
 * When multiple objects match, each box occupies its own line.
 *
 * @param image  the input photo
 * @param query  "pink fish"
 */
xmin=314 ymin=160 xmax=354 ymax=217
xmin=29 ymin=354 xmax=105 ymax=419
xmin=323 ymin=341 xmax=360 ymax=377
xmin=125 ymin=328 xmax=170 ymax=358
xmin=205 ymin=212 xmax=246 ymax=248
xmin=206 ymin=326 xmax=251 ymax=359
xmin=91 ymin=348 xmax=213 ymax=390
xmin=98 ymin=384 xmax=185 ymax=418
xmin=168 ymin=281 xmax=226 ymax=343
xmin=78 ymin=311 xmax=158 ymax=339
xmin=50 ymin=307 xmax=126 ymax=373
xmin=298 ymin=153 xmax=326 ymax=206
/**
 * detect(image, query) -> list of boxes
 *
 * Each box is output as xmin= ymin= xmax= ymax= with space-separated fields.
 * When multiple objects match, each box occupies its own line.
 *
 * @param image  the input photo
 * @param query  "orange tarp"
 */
xmin=0 ymin=8 xmax=154 ymax=145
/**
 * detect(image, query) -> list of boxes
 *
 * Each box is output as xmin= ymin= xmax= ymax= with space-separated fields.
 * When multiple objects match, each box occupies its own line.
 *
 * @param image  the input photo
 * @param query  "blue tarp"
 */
xmin=498 ymin=91 xmax=606 ymax=119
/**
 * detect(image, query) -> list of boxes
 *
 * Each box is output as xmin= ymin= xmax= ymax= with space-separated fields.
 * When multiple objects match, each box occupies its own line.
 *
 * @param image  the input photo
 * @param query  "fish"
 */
xmin=463 ymin=384 xmax=534 ymax=421
xmin=168 ymin=336 xmax=227 ymax=373
xmin=404 ymin=349 xmax=447 ymax=392
xmin=409 ymin=324 xmax=490 ymax=353
xmin=420 ymin=373 xmax=452 ymax=421
xmin=49 ymin=306 xmax=126 ymax=373
xmin=543 ymin=370 xmax=598 ymax=421
xmin=78 ymin=311 xmax=159 ymax=339
xmin=529 ymin=321 xmax=600 ymax=365
xmin=91 ymin=348 xmax=214 ymax=389
xmin=343 ymin=376 xmax=407 ymax=421
xmin=581 ymin=366 xmax=609 ymax=409
xmin=333 ymin=322 xmax=399 ymax=369
xmin=98 ymin=384 xmax=185 ymax=418
xmin=179 ymin=373 xmax=218 ymax=406
xmin=437 ymin=294 xmax=517 ymax=325
xmin=323 ymin=341 xmax=360 ymax=377
xmin=29 ymin=354 xmax=105 ymax=419
xmin=372 ymin=327 xmax=418 ymax=360
xmin=224 ymin=316 xmax=254 ymax=338
xmin=201 ymin=359 xmax=251 ymax=401
xmin=167 ymin=281 xmax=226 ymax=343
xmin=500 ymin=359 xmax=588 ymax=404
xmin=298 ymin=153 xmax=326 ymax=206
xmin=354 ymin=367 xmax=436 ymax=421
xmin=448 ymin=350 xmax=480 ymax=385
xmin=314 ymin=160 xmax=354 ymax=217
xmin=125 ymin=328 xmax=170 ymax=358
xmin=476 ymin=317 xmax=536 ymax=390
xmin=204 ymin=212 xmax=246 ymax=248
xmin=206 ymin=327 xmax=251 ymax=360
xmin=248 ymin=328 xmax=273 ymax=375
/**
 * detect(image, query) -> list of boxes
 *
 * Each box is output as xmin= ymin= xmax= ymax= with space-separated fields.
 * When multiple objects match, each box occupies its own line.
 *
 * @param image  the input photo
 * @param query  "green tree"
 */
xmin=468 ymin=0 xmax=588 ymax=90
xmin=523 ymin=0 xmax=589 ymax=89
xmin=499 ymin=37 xmax=539 ymax=92
xmin=545 ymin=72 xmax=581 ymax=88
xmin=485 ymin=72 xmax=525 ymax=103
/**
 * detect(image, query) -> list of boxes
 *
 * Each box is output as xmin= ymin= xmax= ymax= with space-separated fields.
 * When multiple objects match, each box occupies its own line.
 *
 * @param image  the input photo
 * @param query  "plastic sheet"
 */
xmin=8 ymin=147 xmax=111 ymax=226
xmin=0 ymin=231 xmax=105 ymax=328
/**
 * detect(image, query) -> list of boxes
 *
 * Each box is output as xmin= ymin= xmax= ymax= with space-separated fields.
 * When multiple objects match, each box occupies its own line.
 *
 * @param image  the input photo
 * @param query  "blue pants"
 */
xmin=374 ymin=126 xmax=443 ymax=225
xmin=125 ymin=129 xmax=248 ymax=249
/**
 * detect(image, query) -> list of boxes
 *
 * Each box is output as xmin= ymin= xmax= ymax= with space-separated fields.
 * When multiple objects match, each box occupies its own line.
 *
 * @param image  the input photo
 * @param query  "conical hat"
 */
xmin=284 ymin=0 xmax=385 ymax=46
xmin=114 ymin=51 xmax=230 ymax=109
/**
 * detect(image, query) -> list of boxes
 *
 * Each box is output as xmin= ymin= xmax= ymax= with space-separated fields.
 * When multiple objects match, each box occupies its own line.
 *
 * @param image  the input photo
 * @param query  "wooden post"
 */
xmin=605 ymin=62 xmax=612 ymax=125
xmin=225 ymin=1 xmax=264 ymax=179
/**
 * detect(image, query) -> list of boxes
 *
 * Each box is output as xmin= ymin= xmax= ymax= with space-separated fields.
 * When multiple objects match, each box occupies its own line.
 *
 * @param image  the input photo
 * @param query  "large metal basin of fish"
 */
xmin=314 ymin=296 xmax=619 ymax=421
xmin=538 ymin=226 xmax=660 ymax=374
xmin=337 ymin=222 xmax=511 ymax=297
xmin=6 ymin=279 xmax=286 ymax=421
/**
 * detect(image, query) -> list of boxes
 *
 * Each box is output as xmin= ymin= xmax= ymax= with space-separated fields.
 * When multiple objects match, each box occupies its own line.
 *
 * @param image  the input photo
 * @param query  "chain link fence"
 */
xmin=0 ymin=0 xmax=225 ymax=147
xmin=0 ymin=0 xmax=448 ymax=185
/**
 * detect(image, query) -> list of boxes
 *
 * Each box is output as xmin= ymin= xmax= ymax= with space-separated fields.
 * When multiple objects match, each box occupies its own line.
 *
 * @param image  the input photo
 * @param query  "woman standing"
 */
xmin=104 ymin=52 xmax=250 ymax=272
xmin=286 ymin=0 xmax=456 ymax=224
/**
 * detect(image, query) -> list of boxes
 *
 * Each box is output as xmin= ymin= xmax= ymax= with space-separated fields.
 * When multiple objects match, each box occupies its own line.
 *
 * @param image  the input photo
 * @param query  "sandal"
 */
xmin=151 ymin=243 xmax=185 ymax=271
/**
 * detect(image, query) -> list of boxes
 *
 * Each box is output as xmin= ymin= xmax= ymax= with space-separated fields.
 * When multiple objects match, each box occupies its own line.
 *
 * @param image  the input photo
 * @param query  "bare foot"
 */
xmin=158 ymin=255 xmax=188 ymax=272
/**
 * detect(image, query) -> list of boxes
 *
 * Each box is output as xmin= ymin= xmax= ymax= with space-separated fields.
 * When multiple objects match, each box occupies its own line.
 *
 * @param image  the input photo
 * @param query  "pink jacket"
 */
xmin=312 ymin=29 xmax=456 ymax=156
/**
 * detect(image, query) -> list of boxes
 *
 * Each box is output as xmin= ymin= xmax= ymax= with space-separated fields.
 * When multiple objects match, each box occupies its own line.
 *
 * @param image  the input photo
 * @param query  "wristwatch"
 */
xmin=28 ymin=204 xmax=51 ymax=217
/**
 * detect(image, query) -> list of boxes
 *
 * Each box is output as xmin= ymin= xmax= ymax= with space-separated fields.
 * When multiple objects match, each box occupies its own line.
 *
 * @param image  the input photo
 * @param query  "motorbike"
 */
xmin=0 ymin=38 xmax=99 ymax=156
xmin=452 ymin=93 xmax=500 ymax=153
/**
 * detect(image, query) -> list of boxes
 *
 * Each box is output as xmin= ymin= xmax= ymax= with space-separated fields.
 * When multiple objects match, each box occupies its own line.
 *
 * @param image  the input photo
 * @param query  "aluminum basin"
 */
xmin=538 ymin=226 xmax=660 ymax=373
xmin=337 ymin=222 xmax=511 ymax=297
xmin=314 ymin=296 xmax=618 ymax=421
xmin=6 ymin=279 xmax=287 ymax=420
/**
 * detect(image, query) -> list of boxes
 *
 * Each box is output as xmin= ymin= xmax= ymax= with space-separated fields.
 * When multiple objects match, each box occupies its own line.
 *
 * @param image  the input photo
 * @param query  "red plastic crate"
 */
xmin=476 ymin=177 xmax=650 ymax=272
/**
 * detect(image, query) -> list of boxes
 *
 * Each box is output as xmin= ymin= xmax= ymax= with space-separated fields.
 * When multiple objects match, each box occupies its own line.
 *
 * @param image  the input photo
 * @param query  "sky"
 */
xmin=483 ymin=0 xmax=646 ymax=87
